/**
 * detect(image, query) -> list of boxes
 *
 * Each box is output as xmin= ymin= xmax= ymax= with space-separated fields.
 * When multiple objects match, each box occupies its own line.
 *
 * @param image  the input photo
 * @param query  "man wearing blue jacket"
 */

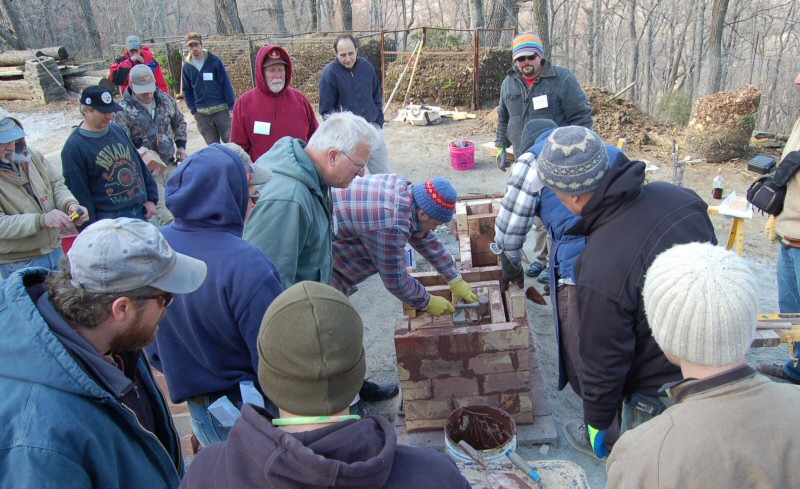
xmin=148 ymin=143 xmax=283 ymax=448
xmin=0 ymin=217 xmax=207 ymax=488
xmin=182 ymin=32 xmax=236 ymax=145
xmin=319 ymin=34 xmax=391 ymax=174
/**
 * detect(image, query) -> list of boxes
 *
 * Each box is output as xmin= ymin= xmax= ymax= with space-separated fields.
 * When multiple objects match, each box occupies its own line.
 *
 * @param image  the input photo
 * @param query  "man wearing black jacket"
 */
xmin=536 ymin=126 xmax=717 ymax=460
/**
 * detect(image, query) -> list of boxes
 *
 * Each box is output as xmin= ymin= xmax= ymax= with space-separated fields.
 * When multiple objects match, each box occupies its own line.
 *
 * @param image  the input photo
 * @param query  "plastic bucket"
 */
xmin=61 ymin=234 xmax=78 ymax=254
xmin=444 ymin=405 xmax=517 ymax=464
xmin=449 ymin=140 xmax=476 ymax=171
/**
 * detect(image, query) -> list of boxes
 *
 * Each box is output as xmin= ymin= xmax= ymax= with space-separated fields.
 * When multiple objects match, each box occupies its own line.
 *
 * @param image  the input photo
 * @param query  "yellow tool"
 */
xmin=69 ymin=208 xmax=84 ymax=222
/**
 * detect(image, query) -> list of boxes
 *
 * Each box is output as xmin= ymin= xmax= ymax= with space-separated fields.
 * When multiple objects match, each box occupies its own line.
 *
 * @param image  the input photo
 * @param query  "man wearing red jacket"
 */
xmin=109 ymin=35 xmax=169 ymax=95
xmin=231 ymin=45 xmax=318 ymax=163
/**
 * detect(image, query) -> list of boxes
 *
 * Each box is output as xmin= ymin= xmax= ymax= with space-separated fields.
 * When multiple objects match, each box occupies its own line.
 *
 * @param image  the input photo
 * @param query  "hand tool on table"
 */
xmin=505 ymin=449 xmax=542 ymax=486
xmin=458 ymin=440 xmax=532 ymax=489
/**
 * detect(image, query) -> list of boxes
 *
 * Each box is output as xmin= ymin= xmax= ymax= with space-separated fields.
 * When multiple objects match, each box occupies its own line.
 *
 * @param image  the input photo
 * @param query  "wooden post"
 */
xmin=248 ymin=40 xmax=256 ymax=89
xmin=472 ymin=29 xmax=479 ymax=110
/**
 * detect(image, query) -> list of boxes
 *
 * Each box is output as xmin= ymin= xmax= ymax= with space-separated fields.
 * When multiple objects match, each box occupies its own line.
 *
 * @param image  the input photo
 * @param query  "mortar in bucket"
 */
xmin=449 ymin=139 xmax=476 ymax=171
xmin=444 ymin=404 xmax=517 ymax=464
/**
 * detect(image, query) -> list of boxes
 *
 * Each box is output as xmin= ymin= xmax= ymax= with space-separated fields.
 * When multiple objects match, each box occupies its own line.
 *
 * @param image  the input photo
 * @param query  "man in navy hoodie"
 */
xmin=147 ymin=143 xmax=283 ymax=448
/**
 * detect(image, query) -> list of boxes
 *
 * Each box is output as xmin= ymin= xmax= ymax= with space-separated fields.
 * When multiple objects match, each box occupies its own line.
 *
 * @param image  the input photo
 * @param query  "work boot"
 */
xmin=525 ymin=261 xmax=545 ymax=278
xmin=564 ymin=419 xmax=600 ymax=459
xmin=757 ymin=362 xmax=800 ymax=384
xmin=537 ymin=266 xmax=550 ymax=284
xmin=359 ymin=380 xmax=400 ymax=402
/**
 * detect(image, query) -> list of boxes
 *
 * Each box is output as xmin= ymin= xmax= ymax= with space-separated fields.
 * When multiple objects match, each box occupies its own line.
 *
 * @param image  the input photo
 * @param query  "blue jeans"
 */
xmin=621 ymin=393 xmax=674 ymax=434
xmin=776 ymin=243 xmax=800 ymax=380
xmin=187 ymin=396 xmax=280 ymax=447
xmin=0 ymin=247 xmax=64 ymax=279
xmin=95 ymin=206 xmax=146 ymax=221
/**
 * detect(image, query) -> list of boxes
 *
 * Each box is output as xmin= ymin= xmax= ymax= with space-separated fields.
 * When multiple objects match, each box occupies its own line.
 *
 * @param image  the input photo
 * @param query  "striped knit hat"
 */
xmin=412 ymin=178 xmax=457 ymax=223
xmin=538 ymin=126 xmax=609 ymax=195
xmin=512 ymin=31 xmax=544 ymax=60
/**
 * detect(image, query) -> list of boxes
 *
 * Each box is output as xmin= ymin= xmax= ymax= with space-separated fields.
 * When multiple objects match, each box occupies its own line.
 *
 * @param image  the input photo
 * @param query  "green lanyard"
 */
xmin=272 ymin=415 xmax=361 ymax=426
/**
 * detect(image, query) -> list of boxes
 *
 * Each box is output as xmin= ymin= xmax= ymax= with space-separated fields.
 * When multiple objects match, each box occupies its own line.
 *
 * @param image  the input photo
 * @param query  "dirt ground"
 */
xmin=7 ymin=98 xmax=789 ymax=489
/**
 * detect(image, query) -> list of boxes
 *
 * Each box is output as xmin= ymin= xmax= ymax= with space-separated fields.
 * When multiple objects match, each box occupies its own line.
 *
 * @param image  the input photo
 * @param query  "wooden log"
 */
xmin=64 ymin=75 xmax=103 ymax=94
xmin=0 ymin=79 xmax=32 ymax=100
xmin=0 ymin=46 xmax=68 ymax=66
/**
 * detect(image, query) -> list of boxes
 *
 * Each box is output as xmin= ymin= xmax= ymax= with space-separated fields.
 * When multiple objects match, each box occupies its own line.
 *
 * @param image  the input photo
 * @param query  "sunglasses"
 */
xmin=142 ymin=292 xmax=174 ymax=307
xmin=516 ymin=55 xmax=539 ymax=62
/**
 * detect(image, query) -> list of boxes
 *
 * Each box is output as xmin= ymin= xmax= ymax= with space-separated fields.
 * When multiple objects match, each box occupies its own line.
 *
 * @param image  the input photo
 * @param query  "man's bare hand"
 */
xmin=177 ymin=148 xmax=189 ymax=163
xmin=66 ymin=204 xmax=90 ymax=225
xmin=43 ymin=209 xmax=71 ymax=229
xmin=144 ymin=201 xmax=157 ymax=219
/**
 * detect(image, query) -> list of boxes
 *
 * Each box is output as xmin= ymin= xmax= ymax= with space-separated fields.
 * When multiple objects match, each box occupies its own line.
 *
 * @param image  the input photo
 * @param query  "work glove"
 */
xmin=765 ymin=215 xmax=778 ymax=243
xmin=449 ymin=275 xmax=478 ymax=304
xmin=587 ymin=424 xmax=609 ymax=459
xmin=426 ymin=294 xmax=456 ymax=316
xmin=496 ymin=147 xmax=508 ymax=172
xmin=499 ymin=251 xmax=524 ymax=292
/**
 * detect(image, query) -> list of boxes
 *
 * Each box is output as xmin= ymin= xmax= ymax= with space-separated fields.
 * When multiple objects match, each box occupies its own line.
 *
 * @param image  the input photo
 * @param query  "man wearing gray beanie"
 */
xmin=607 ymin=243 xmax=800 ymax=488
xmin=537 ymin=126 xmax=717 ymax=459
xmin=180 ymin=282 xmax=471 ymax=489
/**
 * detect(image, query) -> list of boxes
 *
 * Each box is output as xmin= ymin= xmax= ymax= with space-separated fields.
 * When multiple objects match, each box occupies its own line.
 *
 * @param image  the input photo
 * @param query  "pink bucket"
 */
xmin=449 ymin=140 xmax=476 ymax=171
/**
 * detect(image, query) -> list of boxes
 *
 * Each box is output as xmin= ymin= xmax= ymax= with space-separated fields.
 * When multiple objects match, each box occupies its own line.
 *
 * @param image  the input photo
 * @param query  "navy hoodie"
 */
xmin=147 ymin=144 xmax=283 ymax=403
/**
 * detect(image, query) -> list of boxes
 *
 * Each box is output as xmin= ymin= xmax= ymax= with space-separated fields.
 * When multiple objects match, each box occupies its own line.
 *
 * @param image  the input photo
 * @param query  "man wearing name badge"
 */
xmin=495 ymin=32 xmax=593 ymax=285
xmin=182 ymin=32 xmax=236 ymax=145
xmin=61 ymin=86 xmax=158 ymax=229
xmin=231 ymin=45 xmax=318 ymax=162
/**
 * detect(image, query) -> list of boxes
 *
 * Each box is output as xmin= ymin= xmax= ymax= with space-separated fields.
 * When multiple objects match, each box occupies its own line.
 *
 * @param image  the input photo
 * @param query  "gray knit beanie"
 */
xmin=643 ymin=243 xmax=757 ymax=367
xmin=258 ymin=281 xmax=366 ymax=416
xmin=538 ymin=126 xmax=609 ymax=195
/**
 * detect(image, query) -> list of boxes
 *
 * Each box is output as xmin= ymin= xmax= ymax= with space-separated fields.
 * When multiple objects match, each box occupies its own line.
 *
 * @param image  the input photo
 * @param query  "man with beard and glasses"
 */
xmin=0 ymin=218 xmax=207 ymax=489
xmin=231 ymin=45 xmax=318 ymax=162
xmin=0 ymin=109 xmax=88 ymax=278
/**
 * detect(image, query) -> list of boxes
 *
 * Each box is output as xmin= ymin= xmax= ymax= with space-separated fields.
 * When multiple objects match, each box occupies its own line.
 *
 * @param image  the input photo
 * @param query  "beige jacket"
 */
xmin=776 ymin=116 xmax=800 ymax=242
xmin=607 ymin=366 xmax=800 ymax=489
xmin=0 ymin=111 xmax=77 ymax=263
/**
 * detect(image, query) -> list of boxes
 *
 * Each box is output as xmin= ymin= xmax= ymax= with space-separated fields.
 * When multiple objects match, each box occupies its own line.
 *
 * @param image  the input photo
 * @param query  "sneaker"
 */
xmin=359 ymin=380 xmax=400 ymax=402
xmin=563 ymin=419 xmax=601 ymax=459
xmin=537 ymin=266 xmax=550 ymax=284
xmin=525 ymin=262 xmax=546 ymax=278
xmin=757 ymin=362 xmax=800 ymax=384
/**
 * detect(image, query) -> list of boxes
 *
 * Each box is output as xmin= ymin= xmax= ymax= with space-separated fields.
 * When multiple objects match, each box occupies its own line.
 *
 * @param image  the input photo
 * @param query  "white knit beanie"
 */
xmin=643 ymin=243 xmax=758 ymax=366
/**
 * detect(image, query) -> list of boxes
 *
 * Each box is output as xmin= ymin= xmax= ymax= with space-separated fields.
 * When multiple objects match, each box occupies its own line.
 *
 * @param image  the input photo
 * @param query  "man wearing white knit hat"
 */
xmin=607 ymin=243 xmax=800 ymax=488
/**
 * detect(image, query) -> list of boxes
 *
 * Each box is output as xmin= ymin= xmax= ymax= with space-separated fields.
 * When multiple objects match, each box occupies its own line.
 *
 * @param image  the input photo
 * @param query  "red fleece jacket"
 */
xmin=231 ymin=45 xmax=319 ymax=162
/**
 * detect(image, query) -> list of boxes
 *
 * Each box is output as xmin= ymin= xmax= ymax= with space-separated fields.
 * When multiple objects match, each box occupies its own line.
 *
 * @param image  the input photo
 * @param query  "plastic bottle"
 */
xmin=712 ymin=170 xmax=724 ymax=200
xmin=405 ymin=243 xmax=415 ymax=273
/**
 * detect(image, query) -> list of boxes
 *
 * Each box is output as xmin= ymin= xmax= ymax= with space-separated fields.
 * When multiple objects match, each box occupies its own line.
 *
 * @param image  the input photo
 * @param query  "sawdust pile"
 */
xmin=685 ymin=85 xmax=761 ymax=163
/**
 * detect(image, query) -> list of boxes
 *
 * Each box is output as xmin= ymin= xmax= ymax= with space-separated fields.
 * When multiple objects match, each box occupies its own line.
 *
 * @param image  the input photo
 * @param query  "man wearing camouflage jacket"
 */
xmin=115 ymin=64 xmax=188 ymax=226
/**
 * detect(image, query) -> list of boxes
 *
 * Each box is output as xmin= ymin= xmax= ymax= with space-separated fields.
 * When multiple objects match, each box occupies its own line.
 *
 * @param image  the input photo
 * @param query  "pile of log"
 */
xmin=0 ymin=46 xmax=95 ymax=104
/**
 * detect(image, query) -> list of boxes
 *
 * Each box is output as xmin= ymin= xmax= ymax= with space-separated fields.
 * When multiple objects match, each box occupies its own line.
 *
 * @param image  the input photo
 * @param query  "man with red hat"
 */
xmin=231 ymin=45 xmax=318 ymax=162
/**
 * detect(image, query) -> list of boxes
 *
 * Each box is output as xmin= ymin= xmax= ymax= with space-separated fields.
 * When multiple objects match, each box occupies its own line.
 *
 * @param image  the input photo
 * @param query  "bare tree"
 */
xmin=339 ymin=0 xmax=352 ymax=30
xmin=532 ymin=0 xmax=550 ymax=59
xmin=0 ymin=0 xmax=28 ymax=49
xmin=215 ymin=0 xmax=244 ymax=34
xmin=705 ymin=0 xmax=729 ymax=94
xmin=468 ymin=0 xmax=485 ymax=29
xmin=74 ymin=0 xmax=102 ymax=56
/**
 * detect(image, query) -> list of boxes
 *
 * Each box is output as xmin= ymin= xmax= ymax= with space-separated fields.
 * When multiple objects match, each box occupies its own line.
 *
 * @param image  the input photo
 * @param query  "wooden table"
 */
xmin=707 ymin=205 xmax=746 ymax=256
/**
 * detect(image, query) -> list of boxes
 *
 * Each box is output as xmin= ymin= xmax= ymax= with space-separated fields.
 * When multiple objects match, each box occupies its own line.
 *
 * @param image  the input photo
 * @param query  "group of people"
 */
xmin=0 ymin=27 xmax=799 ymax=489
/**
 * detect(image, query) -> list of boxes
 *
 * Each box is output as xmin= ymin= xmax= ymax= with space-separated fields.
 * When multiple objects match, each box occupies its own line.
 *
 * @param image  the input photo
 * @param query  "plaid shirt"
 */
xmin=331 ymin=174 xmax=458 ymax=309
xmin=494 ymin=151 xmax=542 ymax=267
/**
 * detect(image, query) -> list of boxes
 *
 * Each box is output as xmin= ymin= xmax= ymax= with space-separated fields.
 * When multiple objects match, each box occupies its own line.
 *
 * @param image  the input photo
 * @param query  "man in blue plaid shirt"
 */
xmin=332 ymin=175 xmax=478 ymax=316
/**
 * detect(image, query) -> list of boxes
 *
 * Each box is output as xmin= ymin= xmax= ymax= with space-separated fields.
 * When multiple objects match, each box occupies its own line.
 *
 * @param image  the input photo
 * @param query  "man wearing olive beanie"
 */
xmin=607 ymin=243 xmax=800 ymax=488
xmin=180 ymin=282 xmax=471 ymax=489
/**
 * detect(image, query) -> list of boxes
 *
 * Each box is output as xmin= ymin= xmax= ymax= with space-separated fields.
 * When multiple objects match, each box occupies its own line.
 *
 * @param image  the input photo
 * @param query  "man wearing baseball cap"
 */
xmin=147 ymin=143 xmax=284 ymax=448
xmin=115 ymin=64 xmax=188 ymax=226
xmin=109 ymin=34 xmax=169 ymax=95
xmin=180 ymin=282 xmax=470 ymax=489
xmin=61 ymin=85 xmax=159 ymax=229
xmin=231 ymin=44 xmax=318 ymax=162
xmin=495 ymin=31 xmax=594 ymax=284
xmin=0 ymin=217 xmax=207 ymax=488
xmin=0 ymin=108 xmax=88 ymax=278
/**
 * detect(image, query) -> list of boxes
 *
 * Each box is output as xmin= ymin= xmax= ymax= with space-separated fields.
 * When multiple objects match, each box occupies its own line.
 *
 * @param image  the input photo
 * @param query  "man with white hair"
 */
xmin=607 ymin=243 xmax=800 ymax=488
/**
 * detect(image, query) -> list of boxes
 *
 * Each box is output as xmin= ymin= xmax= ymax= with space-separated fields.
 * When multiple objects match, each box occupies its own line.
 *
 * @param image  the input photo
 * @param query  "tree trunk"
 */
xmin=627 ymin=0 xmax=638 ymax=100
xmin=705 ymin=0 xmax=729 ymax=94
xmin=468 ymin=0 xmax=484 ymax=29
xmin=0 ymin=0 xmax=27 ymax=49
xmin=339 ymin=0 xmax=352 ymax=30
xmin=214 ymin=0 xmax=245 ymax=34
xmin=64 ymin=75 xmax=103 ymax=93
xmin=665 ymin=0 xmax=696 ymax=93
xmin=74 ymin=0 xmax=102 ymax=57
xmin=0 ymin=79 xmax=31 ymax=100
xmin=0 ymin=47 xmax=68 ymax=66
xmin=532 ymin=0 xmax=550 ymax=60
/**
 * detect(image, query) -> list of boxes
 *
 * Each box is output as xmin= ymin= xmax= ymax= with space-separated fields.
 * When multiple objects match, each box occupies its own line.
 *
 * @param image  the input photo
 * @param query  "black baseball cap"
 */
xmin=80 ymin=86 xmax=122 ymax=113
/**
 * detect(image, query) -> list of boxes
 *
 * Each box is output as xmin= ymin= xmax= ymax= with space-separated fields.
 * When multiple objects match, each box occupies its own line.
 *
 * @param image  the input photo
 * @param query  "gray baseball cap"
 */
xmin=126 ymin=35 xmax=142 ymax=51
xmin=68 ymin=218 xmax=207 ymax=294
xmin=129 ymin=64 xmax=156 ymax=94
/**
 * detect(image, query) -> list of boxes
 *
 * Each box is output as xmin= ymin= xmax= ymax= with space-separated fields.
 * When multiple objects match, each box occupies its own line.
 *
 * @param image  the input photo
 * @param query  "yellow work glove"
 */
xmin=449 ymin=275 xmax=478 ymax=303
xmin=496 ymin=147 xmax=509 ymax=172
xmin=765 ymin=215 xmax=778 ymax=243
xmin=426 ymin=295 xmax=456 ymax=316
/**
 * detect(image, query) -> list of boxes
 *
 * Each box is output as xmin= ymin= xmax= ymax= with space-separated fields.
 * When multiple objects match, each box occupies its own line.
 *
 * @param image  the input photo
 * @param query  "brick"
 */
xmin=398 ymin=364 xmax=411 ymax=381
xmin=409 ymin=271 xmax=444 ymax=287
xmin=405 ymin=399 xmax=451 ymax=420
xmin=400 ymin=380 xmax=433 ymax=400
xmin=439 ymin=329 xmax=482 ymax=357
xmin=395 ymin=334 xmax=440 ymax=363
xmin=478 ymin=266 xmax=502 ymax=282
xmin=432 ymin=377 xmax=479 ymax=398
xmin=480 ymin=370 xmax=531 ymax=395
xmin=482 ymin=322 xmax=530 ymax=352
xmin=489 ymin=286 xmax=506 ymax=324
xmin=449 ymin=394 xmax=499 ymax=410
xmin=511 ymin=349 xmax=532 ymax=372
xmin=419 ymin=358 xmax=465 ymax=379
xmin=500 ymin=392 xmax=533 ymax=414
xmin=504 ymin=285 xmax=527 ymax=319
xmin=512 ymin=410 xmax=535 ymax=425
xmin=406 ymin=417 xmax=448 ymax=433
xmin=467 ymin=351 xmax=515 ymax=375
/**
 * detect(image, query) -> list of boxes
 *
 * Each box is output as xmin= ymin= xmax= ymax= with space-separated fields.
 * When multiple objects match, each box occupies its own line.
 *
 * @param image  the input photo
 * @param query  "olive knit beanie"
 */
xmin=538 ymin=126 xmax=609 ymax=195
xmin=643 ymin=243 xmax=758 ymax=367
xmin=258 ymin=282 xmax=366 ymax=416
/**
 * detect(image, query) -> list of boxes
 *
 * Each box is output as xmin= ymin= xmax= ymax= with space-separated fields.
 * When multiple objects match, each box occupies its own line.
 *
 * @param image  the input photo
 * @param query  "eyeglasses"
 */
xmin=141 ymin=292 xmax=174 ymax=307
xmin=515 ymin=55 xmax=539 ymax=62
xmin=339 ymin=151 xmax=367 ymax=172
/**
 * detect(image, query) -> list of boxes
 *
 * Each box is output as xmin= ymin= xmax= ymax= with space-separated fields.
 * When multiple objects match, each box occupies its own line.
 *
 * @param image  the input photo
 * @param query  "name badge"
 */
xmin=203 ymin=73 xmax=213 ymax=81
xmin=253 ymin=121 xmax=272 ymax=135
xmin=532 ymin=95 xmax=549 ymax=110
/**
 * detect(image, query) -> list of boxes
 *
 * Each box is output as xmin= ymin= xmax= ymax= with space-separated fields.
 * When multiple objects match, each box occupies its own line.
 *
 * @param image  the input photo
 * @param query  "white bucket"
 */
xmin=443 ymin=405 xmax=518 ymax=464
xmin=445 ymin=433 xmax=517 ymax=464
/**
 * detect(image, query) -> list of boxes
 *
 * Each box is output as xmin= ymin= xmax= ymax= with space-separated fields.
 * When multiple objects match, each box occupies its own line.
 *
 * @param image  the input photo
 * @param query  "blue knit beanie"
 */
xmin=412 ymin=178 xmax=457 ymax=223
xmin=538 ymin=126 xmax=609 ymax=195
